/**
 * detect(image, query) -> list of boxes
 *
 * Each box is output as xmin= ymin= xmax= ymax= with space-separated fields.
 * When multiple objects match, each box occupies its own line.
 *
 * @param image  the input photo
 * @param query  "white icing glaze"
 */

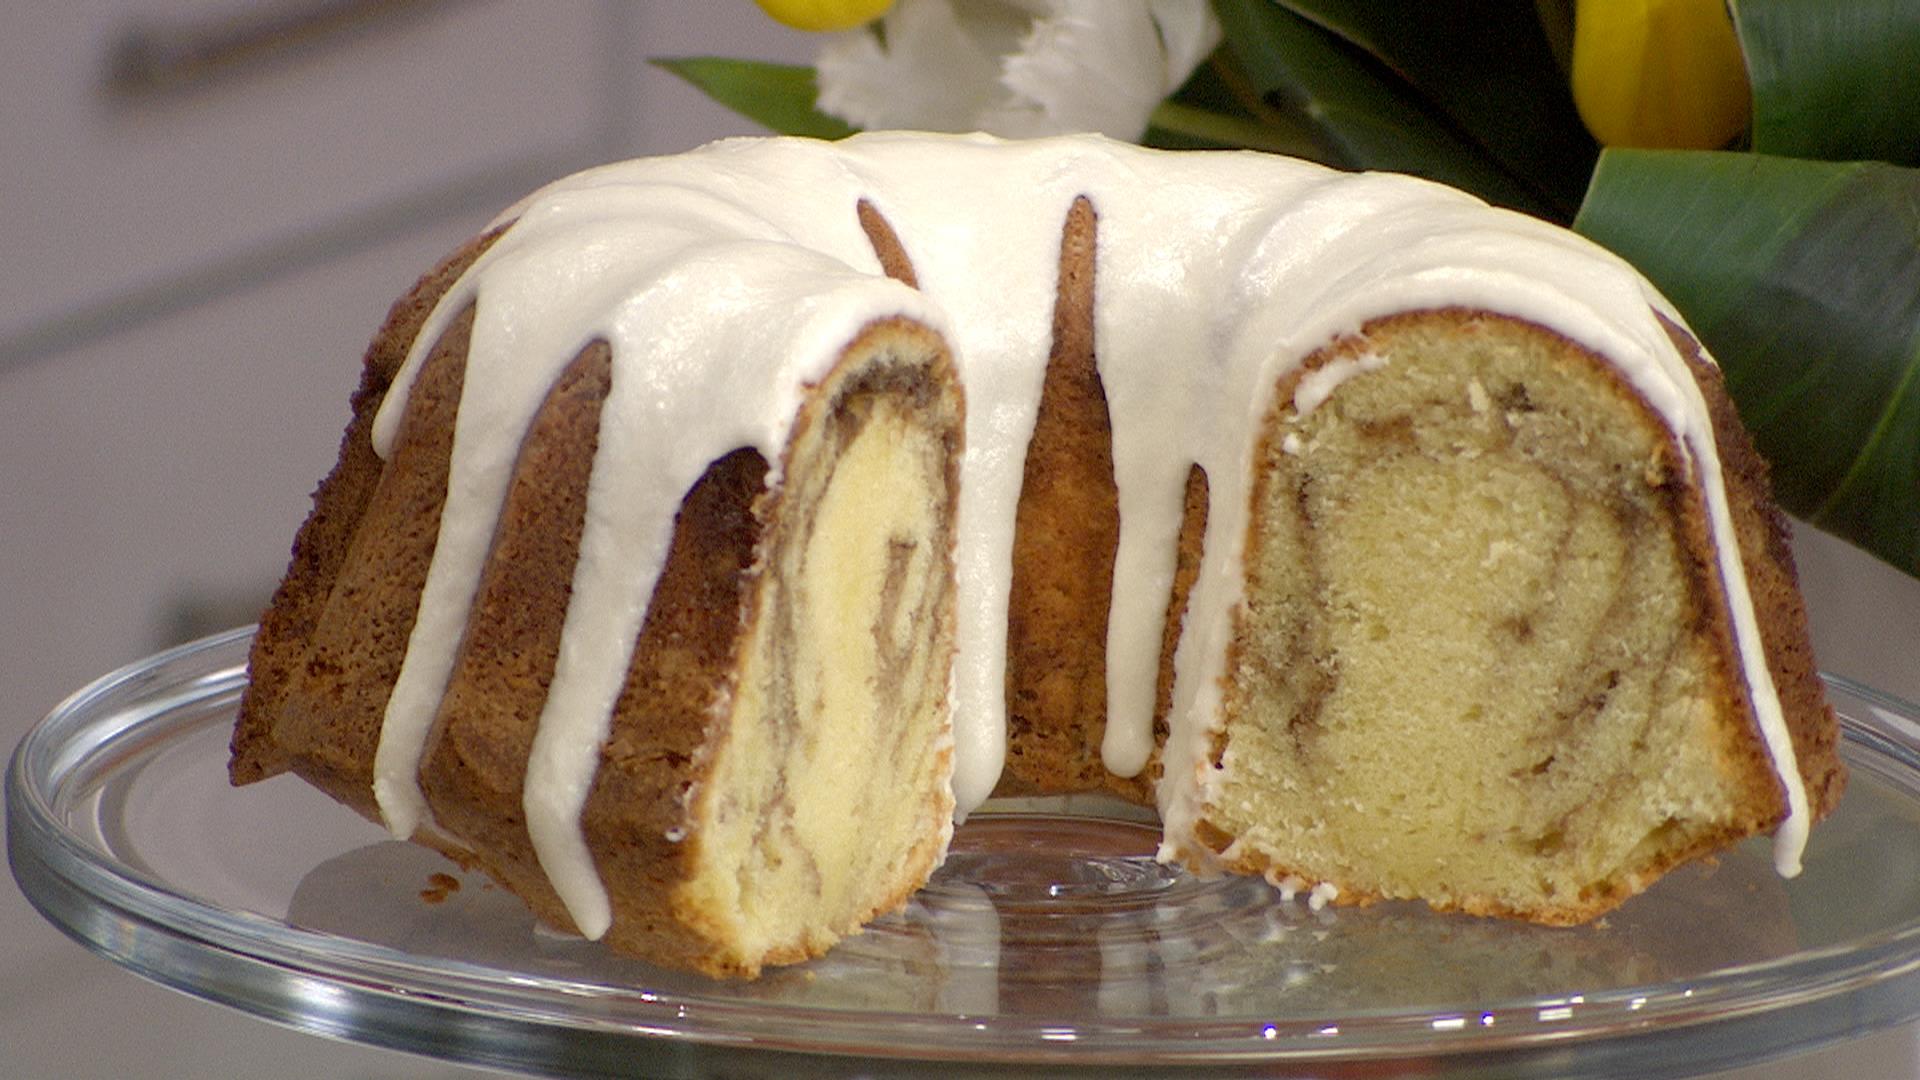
xmin=364 ymin=132 xmax=1811 ymax=939
xmin=1293 ymin=351 xmax=1387 ymax=416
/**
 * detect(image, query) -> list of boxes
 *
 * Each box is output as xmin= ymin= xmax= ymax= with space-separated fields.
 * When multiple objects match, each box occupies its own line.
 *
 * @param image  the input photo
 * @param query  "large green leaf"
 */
xmin=1269 ymin=0 xmax=1597 ymax=218
xmin=1575 ymin=150 xmax=1920 ymax=574
xmin=1146 ymin=98 xmax=1329 ymax=157
xmin=1733 ymin=0 xmax=1920 ymax=165
xmin=652 ymin=58 xmax=857 ymax=140
xmin=1210 ymin=0 xmax=1555 ymax=218
xmin=1532 ymin=0 xmax=1576 ymax=78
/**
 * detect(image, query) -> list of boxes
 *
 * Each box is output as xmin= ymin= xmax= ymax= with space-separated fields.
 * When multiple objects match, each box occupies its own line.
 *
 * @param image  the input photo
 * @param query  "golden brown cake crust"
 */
xmin=414 ymin=350 xmax=782 ymax=972
xmin=857 ymin=198 xmax=919 ymax=288
xmin=413 ymin=340 xmax=619 ymax=939
xmin=585 ymin=443 xmax=772 ymax=966
xmin=230 ymin=230 xmax=500 ymax=787
xmin=1150 ymin=465 xmax=1209 ymax=787
xmin=1001 ymin=196 xmax=1130 ymax=799
xmin=1660 ymin=316 xmax=1846 ymax=820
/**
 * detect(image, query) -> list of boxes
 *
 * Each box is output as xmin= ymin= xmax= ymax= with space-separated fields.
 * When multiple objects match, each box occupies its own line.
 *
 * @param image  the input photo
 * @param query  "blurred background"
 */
xmin=3 ymin=2 xmax=1917 ymax=1076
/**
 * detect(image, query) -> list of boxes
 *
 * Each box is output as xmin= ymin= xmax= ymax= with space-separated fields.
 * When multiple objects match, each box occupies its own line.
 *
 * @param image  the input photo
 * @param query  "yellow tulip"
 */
xmin=1572 ymin=0 xmax=1752 ymax=148
xmin=755 ymin=0 xmax=894 ymax=33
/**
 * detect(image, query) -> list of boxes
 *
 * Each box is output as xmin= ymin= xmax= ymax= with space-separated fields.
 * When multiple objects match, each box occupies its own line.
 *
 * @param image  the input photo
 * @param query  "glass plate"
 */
xmin=11 ymin=628 xmax=1920 ymax=1079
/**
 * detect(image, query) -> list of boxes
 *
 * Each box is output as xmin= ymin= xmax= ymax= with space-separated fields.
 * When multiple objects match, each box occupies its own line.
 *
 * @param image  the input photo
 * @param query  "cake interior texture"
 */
xmin=667 ymin=340 xmax=960 ymax=970
xmin=229 ymin=132 xmax=1842 ymax=979
xmin=1203 ymin=312 xmax=1796 ymax=921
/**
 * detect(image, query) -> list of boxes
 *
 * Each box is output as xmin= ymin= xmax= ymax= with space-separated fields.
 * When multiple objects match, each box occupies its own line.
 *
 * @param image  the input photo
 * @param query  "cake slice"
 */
xmin=234 ymin=231 xmax=966 ymax=978
xmin=1173 ymin=309 xmax=1841 ymax=922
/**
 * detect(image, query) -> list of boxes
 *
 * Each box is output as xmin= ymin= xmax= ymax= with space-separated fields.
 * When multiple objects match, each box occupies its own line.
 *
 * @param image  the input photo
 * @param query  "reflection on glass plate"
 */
xmin=10 ymin=627 xmax=1920 ymax=1078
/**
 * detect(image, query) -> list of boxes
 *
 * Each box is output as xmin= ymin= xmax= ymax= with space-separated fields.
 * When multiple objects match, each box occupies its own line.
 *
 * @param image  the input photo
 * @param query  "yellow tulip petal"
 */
xmin=755 ymin=0 xmax=895 ymax=33
xmin=1572 ymin=0 xmax=1751 ymax=149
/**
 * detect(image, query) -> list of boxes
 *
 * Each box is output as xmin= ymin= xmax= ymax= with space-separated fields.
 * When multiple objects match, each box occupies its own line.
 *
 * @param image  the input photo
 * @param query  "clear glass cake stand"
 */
xmin=12 ymin=626 xmax=1920 ymax=1078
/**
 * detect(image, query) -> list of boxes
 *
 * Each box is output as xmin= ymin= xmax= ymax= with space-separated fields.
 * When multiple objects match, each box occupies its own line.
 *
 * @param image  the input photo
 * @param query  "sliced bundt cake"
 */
xmin=232 ymin=132 xmax=1842 ymax=977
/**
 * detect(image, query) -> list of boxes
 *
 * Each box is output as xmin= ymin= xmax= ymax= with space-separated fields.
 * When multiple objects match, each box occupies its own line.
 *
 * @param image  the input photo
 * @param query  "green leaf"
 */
xmin=1146 ymin=100 xmax=1329 ymax=157
xmin=1145 ymin=56 xmax=1337 ymax=157
xmin=652 ymin=58 xmax=857 ymax=140
xmin=1733 ymin=0 xmax=1920 ymax=166
xmin=1270 ymin=0 xmax=1597 ymax=218
xmin=1532 ymin=0 xmax=1576 ymax=79
xmin=1211 ymin=0 xmax=1557 ymax=218
xmin=1574 ymin=149 xmax=1920 ymax=576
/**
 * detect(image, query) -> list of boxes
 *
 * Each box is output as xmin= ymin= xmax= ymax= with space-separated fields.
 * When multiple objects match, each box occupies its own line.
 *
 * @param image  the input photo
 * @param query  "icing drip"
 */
xmin=365 ymin=132 xmax=1810 ymax=938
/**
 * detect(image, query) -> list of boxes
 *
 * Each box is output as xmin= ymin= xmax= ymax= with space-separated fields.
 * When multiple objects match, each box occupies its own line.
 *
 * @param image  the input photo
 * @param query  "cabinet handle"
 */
xmin=103 ymin=0 xmax=455 ymax=99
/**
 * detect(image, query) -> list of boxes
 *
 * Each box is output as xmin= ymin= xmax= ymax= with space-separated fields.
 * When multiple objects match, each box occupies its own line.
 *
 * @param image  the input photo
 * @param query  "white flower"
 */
xmin=815 ymin=0 xmax=1221 ymax=141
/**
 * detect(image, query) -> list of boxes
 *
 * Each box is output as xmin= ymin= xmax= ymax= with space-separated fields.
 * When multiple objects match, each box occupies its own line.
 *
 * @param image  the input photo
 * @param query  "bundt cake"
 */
xmin=230 ymin=132 xmax=1844 ymax=978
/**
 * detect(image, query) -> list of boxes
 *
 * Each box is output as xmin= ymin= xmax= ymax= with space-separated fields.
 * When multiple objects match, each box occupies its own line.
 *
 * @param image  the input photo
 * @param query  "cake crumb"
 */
xmin=1267 ymin=871 xmax=1308 ymax=901
xmin=1467 ymin=376 xmax=1491 ymax=415
xmin=420 ymin=872 xmax=461 ymax=905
